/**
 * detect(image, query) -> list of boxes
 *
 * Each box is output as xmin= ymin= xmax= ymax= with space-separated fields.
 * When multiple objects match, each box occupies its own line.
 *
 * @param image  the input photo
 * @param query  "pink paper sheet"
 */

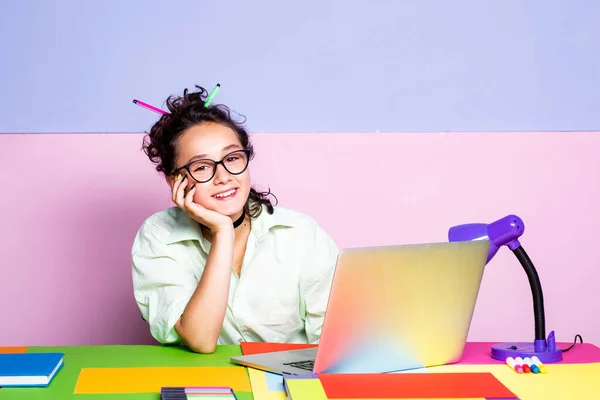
xmin=460 ymin=342 xmax=600 ymax=364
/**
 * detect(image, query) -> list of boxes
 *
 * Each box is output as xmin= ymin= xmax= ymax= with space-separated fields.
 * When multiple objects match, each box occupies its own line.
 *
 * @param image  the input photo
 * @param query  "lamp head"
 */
xmin=448 ymin=214 xmax=525 ymax=263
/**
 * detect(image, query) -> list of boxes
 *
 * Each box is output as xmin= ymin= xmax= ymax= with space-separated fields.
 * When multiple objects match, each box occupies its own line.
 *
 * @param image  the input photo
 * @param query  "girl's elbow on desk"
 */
xmin=180 ymin=333 xmax=218 ymax=354
xmin=175 ymin=319 xmax=219 ymax=354
xmin=186 ymin=340 xmax=217 ymax=354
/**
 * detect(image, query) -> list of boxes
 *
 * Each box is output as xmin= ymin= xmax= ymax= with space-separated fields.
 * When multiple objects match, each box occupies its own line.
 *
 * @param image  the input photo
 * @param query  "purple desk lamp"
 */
xmin=448 ymin=214 xmax=563 ymax=363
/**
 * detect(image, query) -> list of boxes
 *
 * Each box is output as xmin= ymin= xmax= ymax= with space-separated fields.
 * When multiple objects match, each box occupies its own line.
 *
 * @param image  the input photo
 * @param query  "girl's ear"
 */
xmin=166 ymin=173 xmax=181 ymax=187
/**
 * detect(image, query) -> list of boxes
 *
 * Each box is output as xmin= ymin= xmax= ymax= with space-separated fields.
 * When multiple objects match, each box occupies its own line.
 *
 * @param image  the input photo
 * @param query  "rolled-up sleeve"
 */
xmin=301 ymin=223 xmax=339 ymax=344
xmin=131 ymin=221 xmax=197 ymax=344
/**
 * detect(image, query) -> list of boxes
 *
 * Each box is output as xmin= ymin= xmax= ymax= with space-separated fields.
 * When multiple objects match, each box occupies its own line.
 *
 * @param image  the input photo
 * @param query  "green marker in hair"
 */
xmin=204 ymin=83 xmax=221 ymax=107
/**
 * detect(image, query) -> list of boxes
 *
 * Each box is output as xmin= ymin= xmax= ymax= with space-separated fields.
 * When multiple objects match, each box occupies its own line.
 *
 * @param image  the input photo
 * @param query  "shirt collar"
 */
xmin=166 ymin=208 xmax=204 ymax=245
xmin=251 ymin=204 xmax=296 ymax=241
xmin=166 ymin=203 xmax=295 ymax=246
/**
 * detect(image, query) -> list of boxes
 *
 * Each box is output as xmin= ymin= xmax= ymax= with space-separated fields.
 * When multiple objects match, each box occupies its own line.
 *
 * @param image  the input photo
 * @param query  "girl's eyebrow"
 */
xmin=187 ymin=144 xmax=242 ymax=162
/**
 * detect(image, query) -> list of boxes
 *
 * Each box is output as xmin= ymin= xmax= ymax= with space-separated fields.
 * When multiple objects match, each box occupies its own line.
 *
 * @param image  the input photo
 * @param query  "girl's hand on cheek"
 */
xmin=171 ymin=174 xmax=233 ymax=234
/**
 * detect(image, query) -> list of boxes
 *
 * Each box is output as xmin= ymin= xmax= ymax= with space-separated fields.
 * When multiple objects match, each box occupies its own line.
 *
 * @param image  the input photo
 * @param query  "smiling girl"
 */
xmin=131 ymin=86 xmax=339 ymax=353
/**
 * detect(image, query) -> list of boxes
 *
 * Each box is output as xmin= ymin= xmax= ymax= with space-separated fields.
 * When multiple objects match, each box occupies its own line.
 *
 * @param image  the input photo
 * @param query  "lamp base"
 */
xmin=491 ymin=342 xmax=563 ymax=363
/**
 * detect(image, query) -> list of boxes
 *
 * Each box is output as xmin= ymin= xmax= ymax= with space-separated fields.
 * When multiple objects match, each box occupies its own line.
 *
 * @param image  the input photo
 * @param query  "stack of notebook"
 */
xmin=160 ymin=386 xmax=238 ymax=399
xmin=0 ymin=352 xmax=64 ymax=387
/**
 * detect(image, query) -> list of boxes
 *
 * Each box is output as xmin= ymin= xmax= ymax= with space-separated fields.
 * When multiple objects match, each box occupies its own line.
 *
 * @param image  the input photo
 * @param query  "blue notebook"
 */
xmin=0 ymin=353 xmax=64 ymax=387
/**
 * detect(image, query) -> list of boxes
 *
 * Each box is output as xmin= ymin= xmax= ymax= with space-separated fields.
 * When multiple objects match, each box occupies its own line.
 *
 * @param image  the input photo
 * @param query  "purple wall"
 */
xmin=1 ymin=0 xmax=598 ymax=133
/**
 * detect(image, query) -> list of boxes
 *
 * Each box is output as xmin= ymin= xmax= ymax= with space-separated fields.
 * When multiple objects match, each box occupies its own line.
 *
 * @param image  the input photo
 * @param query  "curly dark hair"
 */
xmin=141 ymin=85 xmax=276 ymax=218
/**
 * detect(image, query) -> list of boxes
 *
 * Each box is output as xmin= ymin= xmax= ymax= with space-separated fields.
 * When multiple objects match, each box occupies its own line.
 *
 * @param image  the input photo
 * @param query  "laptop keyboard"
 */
xmin=283 ymin=360 xmax=314 ymax=371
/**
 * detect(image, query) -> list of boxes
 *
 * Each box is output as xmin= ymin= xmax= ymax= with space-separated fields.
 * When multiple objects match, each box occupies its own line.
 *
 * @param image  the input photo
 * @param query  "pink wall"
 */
xmin=1 ymin=132 xmax=598 ymax=347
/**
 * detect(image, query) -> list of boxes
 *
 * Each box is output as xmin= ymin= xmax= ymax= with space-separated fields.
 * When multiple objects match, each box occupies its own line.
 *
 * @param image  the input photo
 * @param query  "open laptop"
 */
xmin=230 ymin=240 xmax=490 ymax=375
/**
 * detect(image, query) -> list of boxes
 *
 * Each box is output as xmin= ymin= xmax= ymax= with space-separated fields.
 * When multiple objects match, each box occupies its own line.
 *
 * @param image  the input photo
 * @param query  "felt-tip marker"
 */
xmin=523 ymin=357 xmax=540 ymax=374
xmin=506 ymin=357 xmax=523 ymax=373
xmin=531 ymin=356 xmax=547 ymax=373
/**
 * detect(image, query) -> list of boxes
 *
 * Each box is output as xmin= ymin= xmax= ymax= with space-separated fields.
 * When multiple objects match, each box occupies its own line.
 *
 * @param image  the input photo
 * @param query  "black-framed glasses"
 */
xmin=173 ymin=149 xmax=250 ymax=183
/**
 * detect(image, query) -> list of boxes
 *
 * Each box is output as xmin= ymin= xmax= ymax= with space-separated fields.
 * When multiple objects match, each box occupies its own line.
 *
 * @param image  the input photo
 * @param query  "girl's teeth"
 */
xmin=215 ymin=189 xmax=235 ymax=198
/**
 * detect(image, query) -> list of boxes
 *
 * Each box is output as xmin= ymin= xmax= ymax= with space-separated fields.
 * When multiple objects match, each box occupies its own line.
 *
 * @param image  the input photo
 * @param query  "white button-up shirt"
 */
xmin=131 ymin=204 xmax=339 ymax=346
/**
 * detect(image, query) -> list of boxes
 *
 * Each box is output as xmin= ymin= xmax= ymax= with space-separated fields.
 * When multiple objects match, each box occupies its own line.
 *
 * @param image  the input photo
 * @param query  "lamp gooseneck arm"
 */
xmin=512 ymin=245 xmax=546 ymax=342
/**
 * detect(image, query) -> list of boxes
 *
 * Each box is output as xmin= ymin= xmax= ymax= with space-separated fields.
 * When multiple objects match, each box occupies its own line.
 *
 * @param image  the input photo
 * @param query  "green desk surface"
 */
xmin=0 ymin=345 xmax=254 ymax=400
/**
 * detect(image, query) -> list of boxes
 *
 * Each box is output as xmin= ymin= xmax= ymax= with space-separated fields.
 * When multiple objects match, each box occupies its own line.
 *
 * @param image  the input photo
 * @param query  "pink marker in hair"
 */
xmin=132 ymin=99 xmax=167 ymax=115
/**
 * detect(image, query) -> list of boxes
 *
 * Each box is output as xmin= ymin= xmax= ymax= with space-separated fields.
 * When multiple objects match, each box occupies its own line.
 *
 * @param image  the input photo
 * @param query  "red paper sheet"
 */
xmin=240 ymin=342 xmax=317 ymax=355
xmin=318 ymin=372 xmax=517 ymax=399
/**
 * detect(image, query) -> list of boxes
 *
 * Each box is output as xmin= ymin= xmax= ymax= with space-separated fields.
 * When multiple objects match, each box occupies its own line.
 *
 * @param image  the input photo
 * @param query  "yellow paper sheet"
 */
xmin=424 ymin=362 xmax=600 ymax=400
xmin=285 ymin=379 xmax=485 ymax=400
xmin=247 ymin=368 xmax=287 ymax=400
xmin=286 ymin=379 xmax=328 ymax=400
xmin=73 ymin=366 xmax=251 ymax=394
